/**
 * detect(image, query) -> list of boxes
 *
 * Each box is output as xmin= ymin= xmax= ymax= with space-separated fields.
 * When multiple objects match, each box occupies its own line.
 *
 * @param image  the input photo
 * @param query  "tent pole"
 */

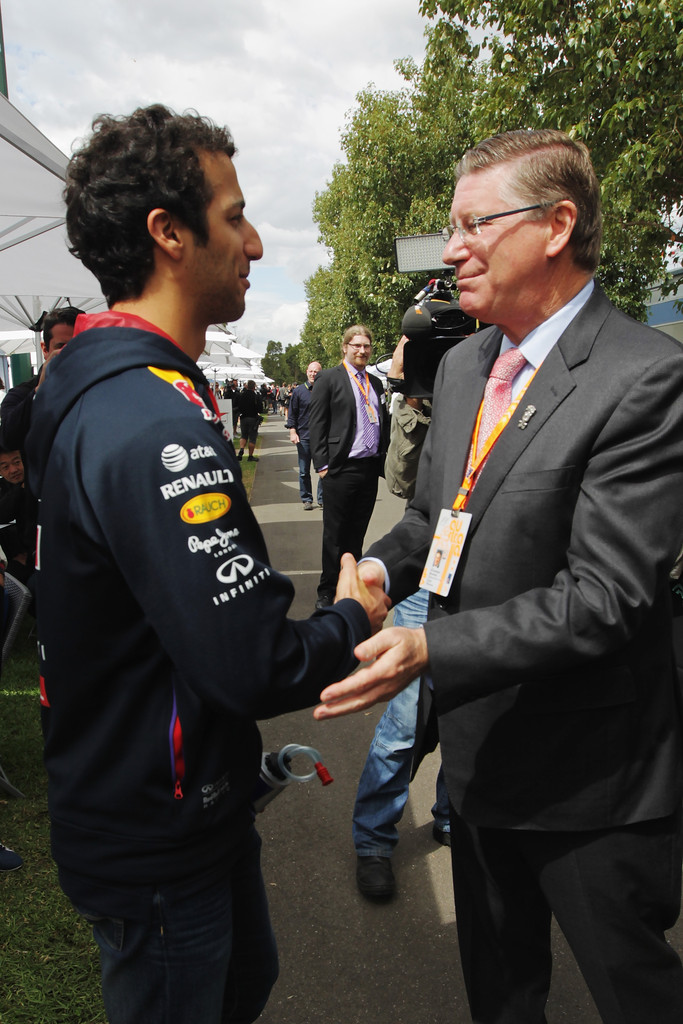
xmin=0 ymin=4 xmax=8 ymax=99
xmin=32 ymin=296 xmax=43 ymax=368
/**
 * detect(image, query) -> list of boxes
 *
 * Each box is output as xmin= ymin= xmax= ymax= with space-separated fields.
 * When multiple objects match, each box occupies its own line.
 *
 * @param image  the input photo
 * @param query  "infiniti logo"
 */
xmin=216 ymin=554 xmax=255 ymax=584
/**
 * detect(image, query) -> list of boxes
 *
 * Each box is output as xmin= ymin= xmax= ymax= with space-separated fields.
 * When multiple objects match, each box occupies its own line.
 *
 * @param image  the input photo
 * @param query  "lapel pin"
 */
xmin=518 ymin=405 xmax=536 ymax=430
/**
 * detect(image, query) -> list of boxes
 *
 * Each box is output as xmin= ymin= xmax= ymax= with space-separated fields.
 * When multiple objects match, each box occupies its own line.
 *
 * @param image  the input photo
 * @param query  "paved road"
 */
xmin=250 ymin=416 xmax=682 ymax=1024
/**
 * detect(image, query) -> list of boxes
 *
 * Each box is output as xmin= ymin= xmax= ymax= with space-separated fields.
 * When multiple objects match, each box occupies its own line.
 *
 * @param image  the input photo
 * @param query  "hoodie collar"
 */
xmin=74 ymin=311 xmax=180 ymax=349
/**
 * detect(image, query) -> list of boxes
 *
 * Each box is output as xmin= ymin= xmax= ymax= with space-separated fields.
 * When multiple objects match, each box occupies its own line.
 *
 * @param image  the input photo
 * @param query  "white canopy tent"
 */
xmin=0 ymin=330 xmax=37 ymax=357
xmin=0 ymin=97 xmax=267 ymax=387
xmin=0 ymin=92 xmax=106 ymax=346
xmin=199 ymin=364 xmax=274 ymax=386
xmin=200 ymin=331 xmax=270 ymax=383
xmin=203 ymin=331 xmax=264 ymax=363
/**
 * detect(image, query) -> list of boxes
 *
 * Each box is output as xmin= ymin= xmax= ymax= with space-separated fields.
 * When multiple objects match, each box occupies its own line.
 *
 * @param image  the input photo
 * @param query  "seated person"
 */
xmin=0 ymin=449 xmax=34 ymax=586
xmin=0 ymin=551 xmax=23 ymax=872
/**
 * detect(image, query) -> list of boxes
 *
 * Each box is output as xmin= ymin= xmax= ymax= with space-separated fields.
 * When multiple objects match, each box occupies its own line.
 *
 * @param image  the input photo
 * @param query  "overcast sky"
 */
xmin=3 ymin=0 xmax=429 ymax=354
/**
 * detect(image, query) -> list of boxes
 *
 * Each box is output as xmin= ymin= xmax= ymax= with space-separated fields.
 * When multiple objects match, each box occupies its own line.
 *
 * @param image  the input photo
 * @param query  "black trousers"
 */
xmin=449 ymin=805 xmax=683 ymax=1024
xmin=317 ymin=458 xmax=380 ymax=599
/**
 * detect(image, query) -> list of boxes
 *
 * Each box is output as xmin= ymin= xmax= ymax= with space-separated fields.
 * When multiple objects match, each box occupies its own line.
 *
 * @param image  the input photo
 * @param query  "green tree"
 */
xmin=301 ymin=51 xmax=481 ymax=363
xmin=419 ymin=0 xmax=683 ymax=316
xmin=261 ymin=340 xmax=284 ymax=381
xmin=282 ymin=341 xmax=306 ymax=382
xmin=261 ymin=339 xmax=307 ymax=383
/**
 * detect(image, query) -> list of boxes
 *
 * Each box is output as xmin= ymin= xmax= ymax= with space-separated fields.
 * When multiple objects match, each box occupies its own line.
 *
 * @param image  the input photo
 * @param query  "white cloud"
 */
xmin=240 ymin=297 xmax=309 ymax=356
xmin=2 ymin=0 xmax=428 ymax=352
xmin=256 ymin=221 xmax=330 ymax=284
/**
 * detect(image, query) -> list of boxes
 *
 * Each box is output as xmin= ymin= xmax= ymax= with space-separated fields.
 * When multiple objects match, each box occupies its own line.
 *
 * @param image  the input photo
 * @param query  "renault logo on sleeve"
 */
xmin=216 ymin=554 xmax=255 ymax=584
xmin=161 ymin=444 xmax=190 ymax=472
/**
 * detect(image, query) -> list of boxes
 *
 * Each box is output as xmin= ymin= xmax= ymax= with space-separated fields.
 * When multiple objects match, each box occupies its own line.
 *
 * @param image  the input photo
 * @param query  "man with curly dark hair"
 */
xmin=64 ymin=105 xmax=236 ymax=309
xmin=25 ymin=105 xmax=388 ymax=1024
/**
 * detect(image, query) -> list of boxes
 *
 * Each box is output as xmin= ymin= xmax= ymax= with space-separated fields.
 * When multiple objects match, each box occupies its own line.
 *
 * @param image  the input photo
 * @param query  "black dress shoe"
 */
xmin=432 ymin=823 xmax=451 ymax=847
xmin=356 ymin=856 xmax=396 ymax=899
xmin=314 ymin=594 xmax=334 ymax=611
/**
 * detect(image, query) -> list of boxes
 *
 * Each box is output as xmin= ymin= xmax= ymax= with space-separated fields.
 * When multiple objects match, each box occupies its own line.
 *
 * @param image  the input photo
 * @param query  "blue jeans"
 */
xmin=353 ymin=588 xmax=450 ymax=857
xmin=75 ymin=828 xmax=278 ymax=1024
xmin=296 ymin=437 xmax=322 ymax=505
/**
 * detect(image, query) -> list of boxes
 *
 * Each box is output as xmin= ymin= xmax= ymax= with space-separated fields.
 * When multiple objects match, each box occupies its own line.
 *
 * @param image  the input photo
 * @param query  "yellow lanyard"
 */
xmin=453 ymin=369 xmax=537 ymax=512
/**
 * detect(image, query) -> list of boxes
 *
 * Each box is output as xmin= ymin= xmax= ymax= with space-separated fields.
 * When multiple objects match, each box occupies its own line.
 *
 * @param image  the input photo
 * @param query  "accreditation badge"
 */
xmin=420 ymin=508 xmax=472 ymax=596
xmin=366 ymin=405 xmax=379 ymax=424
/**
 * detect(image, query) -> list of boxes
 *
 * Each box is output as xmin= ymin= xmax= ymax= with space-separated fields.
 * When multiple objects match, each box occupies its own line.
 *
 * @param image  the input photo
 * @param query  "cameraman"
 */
xmin=352 ymin=336 xmax=450 ymax=900
xmin=384 ymin=339 xmax=431 ymax=501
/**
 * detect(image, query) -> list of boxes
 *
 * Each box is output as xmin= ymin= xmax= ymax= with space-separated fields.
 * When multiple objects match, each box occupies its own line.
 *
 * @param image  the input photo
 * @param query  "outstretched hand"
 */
xmin=334 ymin=552 xmax=390 ymax=635
xmin=313 ymin=623 xmax=429 ymax=720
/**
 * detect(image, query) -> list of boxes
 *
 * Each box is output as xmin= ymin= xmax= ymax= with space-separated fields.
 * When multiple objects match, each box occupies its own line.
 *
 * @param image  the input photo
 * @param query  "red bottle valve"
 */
xmin=315 ymin=761 xmax=334 ymax=786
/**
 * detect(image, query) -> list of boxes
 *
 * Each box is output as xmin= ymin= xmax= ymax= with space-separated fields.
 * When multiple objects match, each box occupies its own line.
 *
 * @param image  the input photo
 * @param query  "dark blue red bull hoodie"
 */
xmin=26 ymin=312 xmax=369 ymax=919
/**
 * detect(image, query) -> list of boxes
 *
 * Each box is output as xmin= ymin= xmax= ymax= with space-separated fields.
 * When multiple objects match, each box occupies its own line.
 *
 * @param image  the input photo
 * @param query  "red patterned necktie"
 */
xmin=476 ymin=347 xmax=528 ymax=459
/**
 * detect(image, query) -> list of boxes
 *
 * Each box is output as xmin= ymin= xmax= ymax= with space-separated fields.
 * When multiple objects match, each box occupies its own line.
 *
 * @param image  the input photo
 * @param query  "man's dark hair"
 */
xmin=42 ymin=306 xmax=84 ymax=348
xmin=64 ymin=104 xmax=237 ymax=306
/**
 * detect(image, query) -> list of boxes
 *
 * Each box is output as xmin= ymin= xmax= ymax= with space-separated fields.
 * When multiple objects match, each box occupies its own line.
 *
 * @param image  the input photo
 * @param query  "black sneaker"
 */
xmin=247 ymin=455 xmax=259 ymax=462
xmin=0 ymin=843 xmax=23 ymax=871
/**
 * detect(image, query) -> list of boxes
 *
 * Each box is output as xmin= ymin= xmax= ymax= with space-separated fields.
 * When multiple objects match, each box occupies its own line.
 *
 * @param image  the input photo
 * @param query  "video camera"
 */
xmin=373 ymin=232 xmax=478 ymax=399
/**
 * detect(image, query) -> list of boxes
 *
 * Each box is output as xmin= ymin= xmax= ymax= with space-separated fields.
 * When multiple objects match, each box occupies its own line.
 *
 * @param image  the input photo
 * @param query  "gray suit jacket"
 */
xmin=366 ymin=285 xmax=683 ymax=830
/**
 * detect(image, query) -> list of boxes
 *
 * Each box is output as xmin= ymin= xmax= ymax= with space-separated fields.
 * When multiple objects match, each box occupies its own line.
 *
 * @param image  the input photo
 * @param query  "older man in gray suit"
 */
xmin=315 ymin=129 xmax=683 ymax=1024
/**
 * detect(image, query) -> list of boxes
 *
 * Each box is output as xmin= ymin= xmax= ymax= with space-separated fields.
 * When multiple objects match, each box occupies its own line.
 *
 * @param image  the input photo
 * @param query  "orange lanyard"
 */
xmin=453 ymin=369 xmax=537 ymax=512
xmin=344 ymin=361 xmax=373 ymax=407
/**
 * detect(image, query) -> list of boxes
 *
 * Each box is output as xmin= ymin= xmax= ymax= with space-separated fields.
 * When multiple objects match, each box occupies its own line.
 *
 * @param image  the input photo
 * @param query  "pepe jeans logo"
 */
xmin=188 ymin=527 xmax=240 ymax=555
xmin=180 ymin=492 xmax=231 ymax=524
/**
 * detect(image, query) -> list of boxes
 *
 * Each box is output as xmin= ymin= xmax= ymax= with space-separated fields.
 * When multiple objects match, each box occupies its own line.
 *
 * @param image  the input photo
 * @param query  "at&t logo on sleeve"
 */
xmin=162 ymin=444 xmax=190 ymax=472
xmin=161 ymin=444 xmax=219 ymax=473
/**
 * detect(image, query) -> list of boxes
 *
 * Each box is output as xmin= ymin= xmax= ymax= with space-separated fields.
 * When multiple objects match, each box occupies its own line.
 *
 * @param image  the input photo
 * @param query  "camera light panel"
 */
xmin=393 ymin=233 xmax=451 ymax=274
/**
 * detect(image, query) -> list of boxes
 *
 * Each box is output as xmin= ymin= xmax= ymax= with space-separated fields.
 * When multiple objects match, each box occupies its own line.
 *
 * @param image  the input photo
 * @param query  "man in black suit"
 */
xmin=0 ymin=305 xmax=82 ymax=452
xmin=309 ymin=325 xmax=389 ymax=609
xmin=314 ymin=130 xmax=683 ymax=1023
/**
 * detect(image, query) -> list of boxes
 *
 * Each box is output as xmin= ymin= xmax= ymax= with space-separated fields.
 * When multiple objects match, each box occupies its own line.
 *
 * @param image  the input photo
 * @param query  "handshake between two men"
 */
xmin=316 ymin=553 xmax=429 ymax=721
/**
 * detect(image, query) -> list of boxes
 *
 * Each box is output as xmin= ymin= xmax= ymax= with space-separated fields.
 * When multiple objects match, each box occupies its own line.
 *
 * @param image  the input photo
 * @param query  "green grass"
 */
xmin=0 ymin=619 xmax=105 ymax=1024
xmin=234 ymin=426 xmax=263 ymax=501
xmin=0 ymin=435 xmax=264 ymax=1023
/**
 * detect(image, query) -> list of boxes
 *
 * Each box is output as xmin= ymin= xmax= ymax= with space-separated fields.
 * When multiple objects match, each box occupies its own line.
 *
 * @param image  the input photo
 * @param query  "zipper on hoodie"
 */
xmin=168 ymin=689 xmax=185 ymax=799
